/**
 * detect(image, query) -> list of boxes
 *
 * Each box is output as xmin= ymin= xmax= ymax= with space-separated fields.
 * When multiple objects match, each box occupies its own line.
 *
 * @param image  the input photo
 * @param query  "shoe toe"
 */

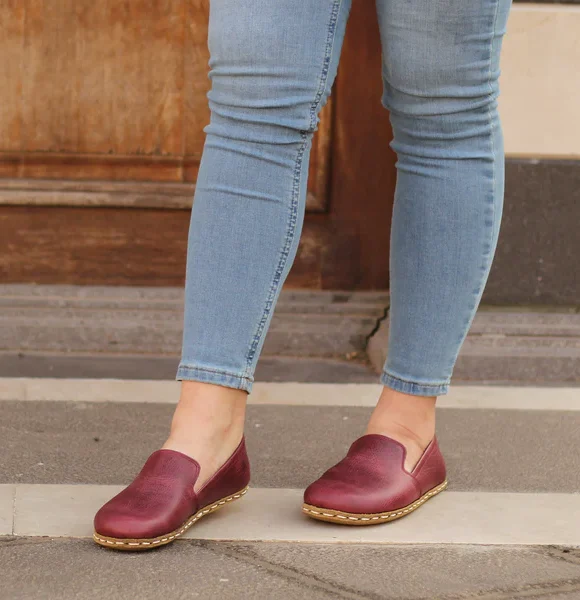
xmin=94 ymin=503 xmax=155 ymax=540
xmin=304 ymin=477 xmax=365 ymax=513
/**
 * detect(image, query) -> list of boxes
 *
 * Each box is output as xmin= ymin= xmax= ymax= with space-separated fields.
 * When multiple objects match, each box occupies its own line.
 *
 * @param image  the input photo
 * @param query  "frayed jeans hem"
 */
xmin=176 ymin=364 xmax=253 ymax=394
xmin=380 ymin=370 xmax=449 ymax=397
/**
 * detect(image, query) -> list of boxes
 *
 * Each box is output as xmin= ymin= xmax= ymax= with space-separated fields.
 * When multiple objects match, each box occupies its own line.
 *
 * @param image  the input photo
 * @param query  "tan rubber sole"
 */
xmin=302 ymin=479 xmax=448 ymax=526
xmin=93 ymin=486 xmax=249 ymax=550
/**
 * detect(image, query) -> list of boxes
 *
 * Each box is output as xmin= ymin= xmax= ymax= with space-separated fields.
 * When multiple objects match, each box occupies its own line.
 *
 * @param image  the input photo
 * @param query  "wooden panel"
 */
xmin=289 ymin=214 xmax=362 ymax=289
xmin=0 ymin=1 xmax=25 ymax=153
xmin=183 ymin=0 xmax=211 ymax=159
xmin=322 ymin=0 xmax=397 ymax=289
xmin=0 ymin=152 xmax=191 ymax=181
xmin=0 ymin=0 xmax=333 ymax=210
xmin=0 ymin=206 xmax=190 ymax=286
xmin=0 ymin=179 xmax=195 ymax=209
xmin=4 ymin=0 xmax=186 ymax=156
xmin=0 ymin=205 xmax=331 ymax=286
xmin=0 ymin=2 xmax=381 ymax=289
xmin=307 ymin=101 xmax=333 ymax=211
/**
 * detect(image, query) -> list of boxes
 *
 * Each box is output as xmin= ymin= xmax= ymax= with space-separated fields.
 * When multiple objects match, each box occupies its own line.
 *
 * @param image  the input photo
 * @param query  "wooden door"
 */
xmin=0 ymin=0 xmax=395 ymax=289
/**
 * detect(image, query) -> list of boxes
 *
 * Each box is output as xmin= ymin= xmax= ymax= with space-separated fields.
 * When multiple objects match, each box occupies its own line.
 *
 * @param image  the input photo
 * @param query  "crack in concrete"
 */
xmin=538 ymin=546 xmax=580 ymax=567
xmin=3 ymin=537 xmax=580 ymax=599
xmin=0 ymin=536 xmax=52 ymax=548
xmin=474 ymin=578 xmax=580 ymax=600
xmin=413 ymin=577 xmax=580 ymax=600
xmin=364 ymin=303 xmax=389 ymax=348
xmin=10 ymin=485 xmax=15 ymax=536
xmin=195 ymin=540 xmax=380 ymax=600
xmin=196 ymin=541 xmax=580 ymax=600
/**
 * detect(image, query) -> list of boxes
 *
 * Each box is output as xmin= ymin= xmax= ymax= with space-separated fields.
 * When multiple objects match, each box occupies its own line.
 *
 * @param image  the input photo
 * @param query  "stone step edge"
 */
xmin=2 ymin=485 xmax=579 ymax=546
xmin=0 ymin=378 xmax=578 ymax=410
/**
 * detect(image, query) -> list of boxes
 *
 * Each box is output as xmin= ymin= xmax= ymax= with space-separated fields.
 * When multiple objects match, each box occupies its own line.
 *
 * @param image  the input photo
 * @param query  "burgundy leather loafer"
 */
xmin=93 ymin=437 xmax=250 ymax=550
xmin=303 ymin=434 xmax=447 ymax=525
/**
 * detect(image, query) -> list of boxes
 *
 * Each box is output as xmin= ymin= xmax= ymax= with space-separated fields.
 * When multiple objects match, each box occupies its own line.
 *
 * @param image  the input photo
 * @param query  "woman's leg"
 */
xmin=368 ymin=0 xmax=513 ymax=471
xmin=94 ymin=2 xmax=355 ymax=549
xmin=302 ymin=0 xmax=513 ymax=524
xmin=165 ymin=0 xmax=352 ymax=489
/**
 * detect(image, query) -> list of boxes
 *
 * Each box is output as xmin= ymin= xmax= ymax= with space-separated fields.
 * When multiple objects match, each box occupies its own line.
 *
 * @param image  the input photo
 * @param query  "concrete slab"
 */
xmin=0 ymin=378 xmax=27 ymax=401
xmin=14 ymin=484 xmax=98 ymax=538
xmin=0 ymin=538 xmax=335 ymax=600
xmin=0 ymin=353 xmax=379 ymax=383
xmin=455 ymin=347 xmax=580 ymax=385
xmin=0 ymin=352 xmax=181 ymax=381
xmin=1 ymin=539 xmax=580 ymax=600
xmin=0 ymin=285 xmax=387 ymax=359
xmin=0 ymin=283 xmax=389 ymax=309
xmin=0 ymin=485 xmax=14 ymax=535
xmin=1 ymin=402 xmax=580 ymax=492
xmin=238 ymin=544 xmax=580 ymax=599
xmin=11 ymin=485 xmax=580 ymax=546
xmin=1 ymin=378 xmax=578 ymax=409
xmin=234 ymin=544 xmax=578 ymax=600
xmin=368 ymin=311 xmax=580 ymax=385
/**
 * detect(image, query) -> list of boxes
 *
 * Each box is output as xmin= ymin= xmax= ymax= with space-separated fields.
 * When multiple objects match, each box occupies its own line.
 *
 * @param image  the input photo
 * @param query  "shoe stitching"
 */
xmin=94 ymin=487 xmax=248 ymax=548
xmin=302 ymin=480 xmax=448 ymax=521
xmin=96 ymin=479 xmax=447 ymax=548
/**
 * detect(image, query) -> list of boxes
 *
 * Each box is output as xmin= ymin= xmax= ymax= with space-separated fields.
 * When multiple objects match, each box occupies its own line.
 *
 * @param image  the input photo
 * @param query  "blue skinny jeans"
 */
xmin=176 ymin=0 xmax=513 ymax=396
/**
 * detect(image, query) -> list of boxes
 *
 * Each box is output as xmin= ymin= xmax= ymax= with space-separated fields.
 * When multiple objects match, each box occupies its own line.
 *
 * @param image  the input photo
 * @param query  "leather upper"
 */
xmin=197 ymin=437 xmax=251 ymax=509
xmin=94 ymin=437 xmax=250 ymax=539
xmin=303 ymin=434 xmax=446 ymax=514
xmin=410 ymin=435 xmax=447 ymax=495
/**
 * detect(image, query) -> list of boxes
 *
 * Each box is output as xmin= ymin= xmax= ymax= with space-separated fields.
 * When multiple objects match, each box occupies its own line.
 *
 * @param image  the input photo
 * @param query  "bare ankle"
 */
xmin=161 ymin=381 xmax=248 ymax=488
xmin=365 ymin=387 xmax=437 ymax=471
xmin=171 ymin=381 xmax=246 ymax=428
xmin=372 ymin=419 xmax=431 ymax=447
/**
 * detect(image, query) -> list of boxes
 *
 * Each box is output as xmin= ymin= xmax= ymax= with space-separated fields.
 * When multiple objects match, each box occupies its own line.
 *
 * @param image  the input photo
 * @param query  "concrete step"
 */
xmin=0 ymin=284 xmax=388 ymax=358
xmin=2 ymin=378 xmax=580 ymax=599
xmin=368 ymin=309 xmax=580 ymax=384
xmin=0 ymin=353 xmax=377 ymax=382
xmin=2 ymin=484 xmax=580 ymax=546
xmin=1 ymin=382 xmax=579 ymax=492
xmin=3 ymin=284 xmax=580 ymax=384
xmin=3 ymin=538 xmax=580 ymax=600
xmin=1 ymin=379 xmax=579 ymax=549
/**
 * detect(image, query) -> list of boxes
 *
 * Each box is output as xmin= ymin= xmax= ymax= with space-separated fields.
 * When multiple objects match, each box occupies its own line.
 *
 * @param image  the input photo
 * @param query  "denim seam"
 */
xmin=382 ymin=370 xmax=450 ymax=388
xmin=449 ymin=0 xmax=502 ymax=369
xmin=177 ymin=364 xmax=252 ymax=382
xmin=243 ymin=0 xmax=342 ymax=378
xmin=466 ymin=0 xmax=500 ymax=314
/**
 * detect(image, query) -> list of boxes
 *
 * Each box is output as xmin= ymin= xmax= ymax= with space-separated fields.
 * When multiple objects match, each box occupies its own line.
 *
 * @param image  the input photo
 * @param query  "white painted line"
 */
xmin=252 ymin=383 xmax=580 ymax=411
xmin=0 ymin=378 xmax=579 ymax=410
xmin=11 ymin=485 xmax=580 ymax=546
xmin=0 ymin=378 xmax=181 ymax=404
xmin=190 ymin=489 xmax=580 ymax=546
xmin=0 ymin=485 xmax=15 ymax=535
xmin=437 ymin=385 xmax=580 ymax=411
xmin=0 ymin=379 xmax=27 ymax=402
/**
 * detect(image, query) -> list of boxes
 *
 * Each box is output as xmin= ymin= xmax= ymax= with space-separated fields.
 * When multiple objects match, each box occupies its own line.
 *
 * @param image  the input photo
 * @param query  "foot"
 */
xmin=94 ymin=437 xmax=250 ymax=549
xmin=303 ymin=434 xmax=447 ymax=525
xmin=93 ymin=381 xmax=250 ymax=550
xmin=161 ymin=381 xmax=248 ymax=491
xmin=365 ymin=386 xmax=436 ymax=472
